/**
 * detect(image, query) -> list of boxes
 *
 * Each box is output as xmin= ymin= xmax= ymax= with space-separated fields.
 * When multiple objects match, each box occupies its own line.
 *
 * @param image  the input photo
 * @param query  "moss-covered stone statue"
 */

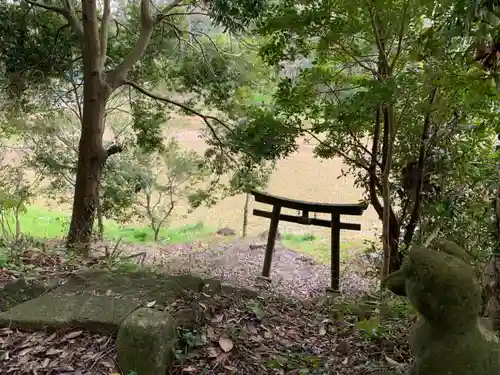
xmin=384 ymin=239 xmax=500 ymax=375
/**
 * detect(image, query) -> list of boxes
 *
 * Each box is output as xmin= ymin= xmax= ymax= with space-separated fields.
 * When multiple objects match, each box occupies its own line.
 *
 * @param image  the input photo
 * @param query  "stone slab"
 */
xmin=0 ymin=292 xmax=142 ymax=333
xmin=0 ymin=269 xmax=258 ymax=333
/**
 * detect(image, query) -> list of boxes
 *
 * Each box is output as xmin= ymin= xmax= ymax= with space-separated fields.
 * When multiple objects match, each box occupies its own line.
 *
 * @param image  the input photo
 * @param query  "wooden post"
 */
xmin=330 ymin=213 xmax=341 ymax=292
xmin=262 ymin=204 xmax=281 ymax=278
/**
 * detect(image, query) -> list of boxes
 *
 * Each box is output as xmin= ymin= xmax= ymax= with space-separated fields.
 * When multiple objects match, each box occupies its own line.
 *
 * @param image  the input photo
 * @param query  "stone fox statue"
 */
xmin=384 ymin=240 xmax=500 ymax=375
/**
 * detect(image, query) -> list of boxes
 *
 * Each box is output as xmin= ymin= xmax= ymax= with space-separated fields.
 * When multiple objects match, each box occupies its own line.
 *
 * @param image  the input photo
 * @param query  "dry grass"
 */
xmin=165 ymin=116 xmax=381 ymax=242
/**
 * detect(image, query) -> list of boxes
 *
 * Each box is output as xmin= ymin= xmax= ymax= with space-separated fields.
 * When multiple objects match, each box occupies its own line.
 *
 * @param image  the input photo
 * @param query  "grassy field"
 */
xmin=2 ymin=205 xmax=367 ymax=264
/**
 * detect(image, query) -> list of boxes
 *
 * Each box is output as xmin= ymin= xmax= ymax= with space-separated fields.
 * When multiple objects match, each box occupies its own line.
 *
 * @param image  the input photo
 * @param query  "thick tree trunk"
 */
xmin=66 ymin=0 xmax=109 ymax=253
xmin=66 ymin=97 xmax=107 ymax=250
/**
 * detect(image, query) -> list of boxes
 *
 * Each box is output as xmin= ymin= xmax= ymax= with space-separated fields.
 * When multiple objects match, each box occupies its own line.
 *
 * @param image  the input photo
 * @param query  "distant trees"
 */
xmin=0 ymin=0 xmax=274 ymax=253
xmin=132 ymin=139 xmax=209 ymax=241
xmin=225 ymin=0 xmax=500 ymax=279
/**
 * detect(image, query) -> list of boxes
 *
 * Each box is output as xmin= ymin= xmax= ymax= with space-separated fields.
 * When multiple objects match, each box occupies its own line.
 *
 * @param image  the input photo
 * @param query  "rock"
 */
xmin=0 ymin=270 xmax=221 ymax=333
xmin=258 ymin=229 xmax=282 ymax=241
xmin=386 ymin=241 xmax=500 ymax=375
xmin=116 ymin=308 xmax=177 ymax=375
xmin=0 ymin=277 xmax=63 ymax=312
xmin=216 ymin=227 xmax=236 ymax=236
xmin=0 ymin=292 xmax=142 ymax=333
xmin=249 ymin=243 xmax=265 ymax=250
xmin=435 ymin=238 xmax=474 ymax=264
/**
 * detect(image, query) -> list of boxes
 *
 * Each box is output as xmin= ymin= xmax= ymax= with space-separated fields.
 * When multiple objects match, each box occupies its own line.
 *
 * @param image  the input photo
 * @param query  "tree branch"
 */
xmin=108 ymin=0 xmax=155 ymax=86
xmin=155 ymin=0 xmax=185 ymax=22
xmin=108 ymin=0 xmax=184 ymax=87
xmin=99 ymin=0 xmax=112 ymax=71
xmin=402 ymin=86 xmax=438 ymax=248
xmin=25 ymin=0 xmax=64 ymax=14
xmin=390 ymin=0 xmax=410 ymax=71
xmin=123 ymin=79 xmax=229 ymax=147
xmin=367 ymin=0 xmax=389 ymax=72
xmin=26 ymin=0 xmax=84 ymax=42
xmin=62 ymin=0 xmax=84 ymax=41
xmin=105 ymin=144 xmax=123 ymax=157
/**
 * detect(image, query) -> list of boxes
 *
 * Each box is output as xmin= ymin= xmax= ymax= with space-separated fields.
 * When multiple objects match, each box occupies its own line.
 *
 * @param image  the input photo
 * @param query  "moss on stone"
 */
xmin=386 ymin=240 xmax=500 ymax=375
xmin=0 ymin=277 xmax=62 ymax=312
xmin=435 ymin=239 xmax=474 ymax=264
xmin=0 ymin=270 xmax=227 ymax=333
xmin=405 ymin=245 xmax=482 ymax=329
xmin=116 ymin=307 xmax=177 ymax=375
xmin=383 ymin=269 xmax=407 ymax=297
xmin=0 ymin=292 xmax=142 ymax=333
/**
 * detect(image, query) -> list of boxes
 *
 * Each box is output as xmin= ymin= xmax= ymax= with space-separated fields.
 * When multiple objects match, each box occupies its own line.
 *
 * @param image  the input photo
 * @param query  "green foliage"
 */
xmin=266 ymin=353 xmax=329 ymax=374
xmin=130 ymin=96 xmax=168 ymax=153
xmin=0 ymin=1 xmax=279 ymax=233
xmin=132 ymin=139 xmax=210 ymax=240
xmin=0 ymin=2 xmax=77 ymax=92
xmin=356 ymin=317 xmax=385 ymax=340
xmin=206 ymin=0 xmax=266 ymax=32
xmin=100 ymin=152 xmax=149 ymax=224
xmin=220 ymin=0 xmax=500 ymax=259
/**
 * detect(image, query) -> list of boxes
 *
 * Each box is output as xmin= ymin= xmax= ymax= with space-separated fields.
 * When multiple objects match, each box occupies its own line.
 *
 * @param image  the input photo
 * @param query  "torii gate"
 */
xmin=251 ymin=190 xmax=368 ymax=292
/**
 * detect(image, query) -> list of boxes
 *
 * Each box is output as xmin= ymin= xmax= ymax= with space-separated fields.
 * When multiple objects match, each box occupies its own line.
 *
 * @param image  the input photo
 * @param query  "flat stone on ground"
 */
xmin=0 ymin=270 xmax=223 ymax=333
xmin=0 ymin=293 xmax=142 ymax=333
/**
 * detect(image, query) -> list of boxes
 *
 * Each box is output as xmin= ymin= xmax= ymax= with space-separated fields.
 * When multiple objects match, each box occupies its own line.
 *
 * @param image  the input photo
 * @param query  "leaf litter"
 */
xmin=0 ymin=237 xmax=413 ymax=374
xmin=0 ymin=328 xmax=117 ymax=374
xmin=166 ymin=288 xmax=413 ymax=375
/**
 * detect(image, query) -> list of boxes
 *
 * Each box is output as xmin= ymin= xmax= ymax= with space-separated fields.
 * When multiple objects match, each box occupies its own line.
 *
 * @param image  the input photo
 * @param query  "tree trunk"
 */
xmin=66 ymin=0 xmax=109 ymax=253
xmin=242 ymin=192 xmax=250 ymax=237
xmin=370 ymin=106 xmax=401 ymax=276
xmin=66 ymin=97 xmax=107 ymax=251
xmin=96 ymin=196 xmax=104 ymax=241
xmin=381 ymin=104 xmax=396 ymax=281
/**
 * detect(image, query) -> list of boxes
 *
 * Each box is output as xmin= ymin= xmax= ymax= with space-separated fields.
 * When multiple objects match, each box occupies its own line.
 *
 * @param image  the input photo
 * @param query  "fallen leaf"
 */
xmin=246 ymin=323 xmax=258 ymax=335
xmin=319 ymin=325 xmax=327 ymax=336
xmin=62 ymin=330 xmax=83 ymax=341
xmin=385 ymin=354 xmax=405 ymax=368
xmin=19 ymin=347 xmax=33 ymax=356
xmin=45 ymin=333 xmax=57 ymax=342
xmin=206 ymin=327 xmax=216 ymax=340
xmin=146 ymin=300 xmax=156 ymax=308
xmin=206 ymin=346 xmax=219 ymax=358
xmin=46 ymin=348 xmax=62 ymax=356
xmin=212 ymin=314 xmax=224 ymax=323
xmin=218 ymin=337 xmax=233 ymax=352
xmin=101 ymin=360 xmax=114 ymax=368
xmin=182 ymin=365 xmax=197 ymax=373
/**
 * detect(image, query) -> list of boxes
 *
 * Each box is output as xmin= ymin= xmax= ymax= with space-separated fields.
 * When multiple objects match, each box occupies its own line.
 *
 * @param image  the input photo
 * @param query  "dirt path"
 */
xmin=113 ymin=236 xmax=376 ymax=300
